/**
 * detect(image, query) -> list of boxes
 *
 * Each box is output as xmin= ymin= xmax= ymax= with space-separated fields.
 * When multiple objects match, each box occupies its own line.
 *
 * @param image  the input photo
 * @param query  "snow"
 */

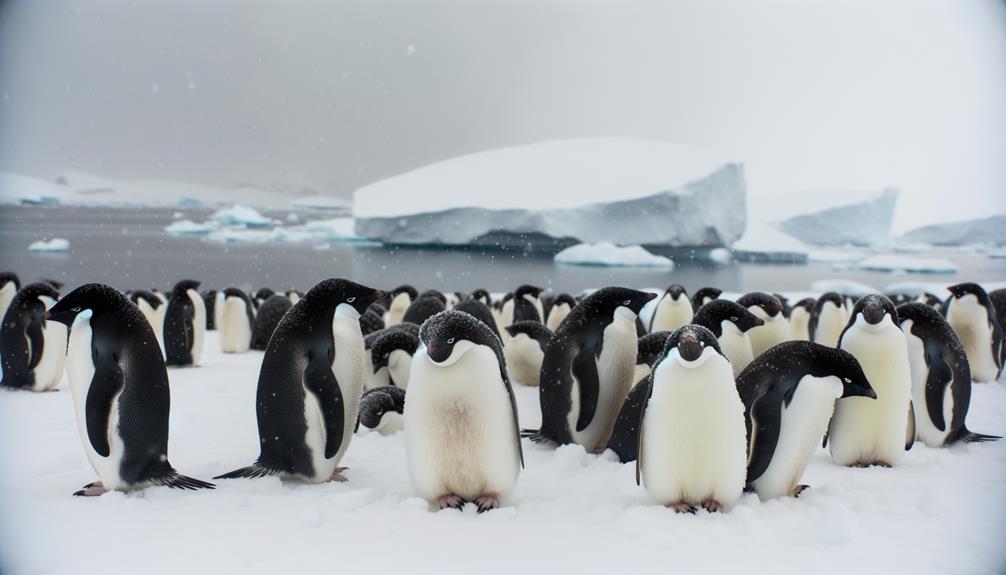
xmin=1 ymin=335 xmax=1004 ymax=575
xmin=554 ymin=242 xmax=674 ymax=268
xmin=210 ymin=205 xmax=274 ymax=228
xmin=0 ymin=172 xmax=72 ymax=205
xmin=27 ymin=238 xmax=70 ymax=252
xmin=731 ymin=222 xmax=809 ymax=263
xmin=353 ymin=139 xmax=746 ymax=248
xmin=858 ymin=255 xmax=960 ymax=274
xmin=164 ymin=220 xmax=217 ymax=236
xmin=772 ymin=188 xmax=898 ymax=247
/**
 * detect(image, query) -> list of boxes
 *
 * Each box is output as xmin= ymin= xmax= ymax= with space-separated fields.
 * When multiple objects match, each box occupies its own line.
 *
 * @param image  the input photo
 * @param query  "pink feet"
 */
xmin=666 ymin=502 xmax=696 ymax=514
xmin=438 ymin=494 xmax=465 ymax=510
xmin=474 ymin=494 xmax=500 ymax=513
xmin=701 ymin=500 xmax=723 ymax=513
xmin=793 ymin=484 xmax=810 ymax=498
xmin=74 ymin=481 xmax=107 ymax=497
xmin=330 ymin=467 xmax=349 ymax=482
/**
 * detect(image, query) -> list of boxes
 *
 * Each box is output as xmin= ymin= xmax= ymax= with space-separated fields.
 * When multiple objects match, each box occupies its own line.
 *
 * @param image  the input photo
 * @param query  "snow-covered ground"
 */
xmin=1 ymin=336 xmax=1004 ymax=575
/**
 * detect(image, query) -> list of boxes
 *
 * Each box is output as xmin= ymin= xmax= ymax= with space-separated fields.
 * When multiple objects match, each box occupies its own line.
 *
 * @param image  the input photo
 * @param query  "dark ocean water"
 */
xmin=1 ymin=206 xmax=1003 ymax=295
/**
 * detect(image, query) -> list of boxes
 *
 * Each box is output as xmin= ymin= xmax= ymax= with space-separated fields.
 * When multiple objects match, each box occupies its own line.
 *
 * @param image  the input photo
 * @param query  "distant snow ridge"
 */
xmin=28 ymin=238 xmax=70 ymax=252
xmin=353 ymin=139 xmax=746 ymax=249
xmin=554 ymin=242 xmax=674 ymax=267
xmin=775 ymin=188 xmax=898 ymax=247
xmin=898 ymin=215 xmax=1006 ymax=247
xmin=858 ymin=255 xmax=958 ymax=274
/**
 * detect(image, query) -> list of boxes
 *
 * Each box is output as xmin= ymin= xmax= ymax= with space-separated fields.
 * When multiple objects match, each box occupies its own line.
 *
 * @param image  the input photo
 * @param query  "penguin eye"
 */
xmin=844 ymin=377 xmax=852 ymax=384
xmin=71 ymin=307 xmax=81 ymax=312
xmin=623 ymin=299 xmax=631 ymax=305
xmin=699 ymin=341 xmax=705 ymax=347
xmin=346 ymin=297 xmax=356 ymax=303
xmin=447 ymin=337 xmax=455 ymax=344
xmin=730 ymin=316 xmax=738 ymax=322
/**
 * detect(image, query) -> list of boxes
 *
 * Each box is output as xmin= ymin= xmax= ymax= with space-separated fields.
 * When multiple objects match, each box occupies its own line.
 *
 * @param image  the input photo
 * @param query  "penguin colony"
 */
xmin=1 ymin=272 xmax=1001 ymax=514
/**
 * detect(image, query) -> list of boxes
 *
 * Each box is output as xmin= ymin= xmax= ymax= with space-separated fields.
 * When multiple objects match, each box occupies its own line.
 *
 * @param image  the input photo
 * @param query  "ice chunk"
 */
xmin=164 ymin=220 xmax=216 ymax=235
xmin=897 ymin=215 xmax=1006 ymax=247
xmin=28 ymin=238 xmax=70 ymax=252
xmin=858 ymin=255 xmax=959 ymax=274
xmin=207 ymin=227 xmax=312 ymax=244
xmin=210 ymin=205 xmax=273 ymax=228
xmin=303 ymin=218 xmax=367 ymax=241
xmin=731 ymin=222 xmax=808 ymax=263
xmin=554 ymin=242 xmax=674 ymax=268
xmin=353 ymin=139 xmax=746 ymax=248
xmin=772 ymin=188 xmax=898 ymax=247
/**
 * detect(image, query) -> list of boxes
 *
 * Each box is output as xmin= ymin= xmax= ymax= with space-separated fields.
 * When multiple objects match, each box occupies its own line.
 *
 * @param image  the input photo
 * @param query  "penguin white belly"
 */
xmin=365 ymin=412 xmax=404 ymax=436
xmin=546 ymin=303 xmax=571 ymax=332
xmin=365 ymin=362 xmax=391 ymax=391
xmin=331 ymin=314 xmax=365 ymax=466
xmin=0 ymin=282 xmax=17 ymax=323
xmin=385 ymin=293 xmax=409 ymax=326
xmin=388 ymin=349 xmax=413 ymax=389
xmin=789 ymin=308 xmax=810 ymax=341
xmin=137 ymin=300 xmax=166 ymax=355
xmin=501 ymin=299 xmax=515 ymax=328
xmin=904 ymin=327 xmax=954 ymax=446
xmin=718 ymin=321 xmax=753 ymax=377
xmin=946 ymin=298 xmax=998 ymax=382
xmin=31 ymin=320 xmax=67 ymax=391
xmin=569 ymin=314 xmax=637 ymax=450
xmin=750 ymin=376 xmax=842 ymax=500
xmin=813 ymin=304 xmax=846 ymax=348
xmin=641 ymin=353 xmax=746 ymax=507
xmin=632 ymin=363 xmax=652 ymax=385
xmin=213 ymin=291 xmax=226 ymax=330
xmin=186 ymin=289 xmax=206 ymax=365
xmin=67 ymin=311 xmax=127 ymax=490
xmin=218 ymin=298 xmax=252 ymax=353
xmin=830 ymin=324 xmax=911 ymax=466
xmin=747 ymin=311 xmax=790 ymax=357
xmin=503 ymin=334 xmax=544 ymax=387
xmin=404 ymin=347 xmax=520 ymax=502
xmin=649 ymin=298 xmax=692 ymax=332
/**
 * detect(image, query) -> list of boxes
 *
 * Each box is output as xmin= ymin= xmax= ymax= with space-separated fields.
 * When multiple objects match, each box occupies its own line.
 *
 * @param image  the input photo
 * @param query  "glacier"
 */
xmin=352 ymin=139 xmax=747 ymax=249
xmin=897 ymin=215 xmax=1006 ymax=247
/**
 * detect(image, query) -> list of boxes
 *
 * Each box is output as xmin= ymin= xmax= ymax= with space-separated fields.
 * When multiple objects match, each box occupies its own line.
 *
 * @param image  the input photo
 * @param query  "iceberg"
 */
xmin=897 ymin=215 xmax=1006 ymax=247
xmin=0 ymin=173 xmax=71 ymax=205
xmin=858 ymin=255 xmax=959 ymax=274
xmin=773 ymin=188 xmax=898 ymax=246
xmin=165 ymin=220 xmax=216 ymax=235
xmin=302 ymin=218 xmax=368 ymax=241
xmin=731 ymin=222 xmax=809 ymax=263
xmin=554 ymin=242 xmax=674 ymax=268
xmin=28 ymin=238 xmax=70 ymax=252
xmin=353 ymin=139 xmax=746 ymax=249
xmin=210 ymin=205 xmax=273 ymax=228
xmin=207 ymin=227 xmax=312 ymax=244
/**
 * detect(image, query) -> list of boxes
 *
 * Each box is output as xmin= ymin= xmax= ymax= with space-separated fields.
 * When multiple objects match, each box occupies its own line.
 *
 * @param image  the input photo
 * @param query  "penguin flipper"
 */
xmin=304 ymin=347 xmax=345 ymax=459
xmin=605 ymin=377 xmax=650 ymax=463
xmin=26 ymin=306 xmax=46 ymax=370
xmin=85 ymin=350 xmax=125 ymax=457
xmin=214 ymin=464 xmax=280 ymax=480
xmin=905 ymin=401 xmax=916 ymax=451
xmin=572 ymin=346 xmax=600 ymax=432
xmin=634 ymin=376 xmax=655 ymax=486
xmin=923 ymin=349 xmax=953 ymax=432
xmin=746 ymin=387 xmax=784 ymax=485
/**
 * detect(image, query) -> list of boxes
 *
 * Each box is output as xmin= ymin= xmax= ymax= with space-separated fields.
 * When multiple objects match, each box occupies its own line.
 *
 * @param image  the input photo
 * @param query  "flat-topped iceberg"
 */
xmin=28 ymin=238 xmax=70 ymax=252
xmin=353 ymin=139 xmax=746 ymax=249
xmin=554 ymin=242 xmax=674 ymax=268
xmin=897 ymin=215 xmax=1006 ymax=247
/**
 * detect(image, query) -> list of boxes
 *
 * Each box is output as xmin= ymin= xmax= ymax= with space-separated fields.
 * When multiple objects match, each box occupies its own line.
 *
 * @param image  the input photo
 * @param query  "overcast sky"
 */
xmin=1 ymin=0 xmax=1004 ymax=231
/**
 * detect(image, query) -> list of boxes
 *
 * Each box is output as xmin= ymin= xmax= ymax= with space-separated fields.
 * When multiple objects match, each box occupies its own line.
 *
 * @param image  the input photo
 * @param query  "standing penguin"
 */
xmin=202 ymin=289 xmax=218 ymax=331
xmin=636 ymin=325 xmax=747 ymax=513
xmin=385 ymin=285 xmax=418 ymax=327
xmin=691 ymin=287 xmax=722 ymax=313
xmin=402 ymin=296 xmax=446 ymax=326
xmin=0 ymin=272 xmax=20 ymax=325
xmin=528 ymin=287 xmax=657 ymax=450
xmin=216 ymin=279 xmax=384 ymax=483
xmin=736 ymin=292 xmax=790 ymax=357
xmin=128 ymin=290 xmax=166 ymax=354
xmin=633 ymin=331 xmax=672 ymax=384
xmin=503 ymin=321 xmax=552 ymax=387
xmin=809 ymin=292 xmax=848 ymax=348
xmin=509 ymin=285 xmax=545 ymax=324
xmin=1 ymin=282 xmax=65 ymax=391
xmin=218 ymin=288 xmax=255 ymax=354
xmin=692 ymin=299 xmax=765 ymax=377
xmin=370 ymin=327 xmax=421 ymax=389
xmin=990 ymin=289 xmax=1006 ymax=369
xmin=829 ymin=295 xmax=915 ymax=467
xmin=251 ymin=294 xmax=293 ymax=351
xmin=943 ymin=283 xmax=1003 ymax=383
xmin=545 ymin=293 xmax=576 ymax=332
xmin=360 ymin=306 xmax=385 ymax=336
xmin=788 ymin=298 xmax=815 ymax=341
xmin=453 ymin=299 xmax=502 ymax=342
xmin=162 ymin=279 xmax=206 ymax=367
xmin=469 ymin=289 xmax=492 ymax=308
xmin=45 ymin=284 xmax=214 ymax=495
xmin=404 ymin=310 xmax=523 ymax=512
xmin=649 ymin=284 xmax=693 ymax=333
xmin=898 ymin=303 xmax=1000 ymax=446
xmin=738 ymin=342 xmax=875 ymax=500
xmin=253 ymin=288 xmax=275 ymax=309
xmin=356 ymin=386 xmax=406 ymax=436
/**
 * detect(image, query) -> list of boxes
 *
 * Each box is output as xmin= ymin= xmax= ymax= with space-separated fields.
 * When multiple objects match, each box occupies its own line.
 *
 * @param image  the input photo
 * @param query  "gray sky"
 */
xmin=1 ymin=0 xmax=1004 ymax=231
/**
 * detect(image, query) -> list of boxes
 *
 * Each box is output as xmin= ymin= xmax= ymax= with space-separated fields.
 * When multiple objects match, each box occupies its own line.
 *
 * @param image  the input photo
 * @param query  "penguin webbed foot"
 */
xmin=792 ymin=485 xmax=810 ymax=498
xmin=474 ymin=494 xmax=500 ymax=513
xmin=330 ymin=467 xmax=349 ymax=483
xmin=437 ymin=494 xmax=465 ymax=511
xmin=666 ymin=502 xmax=697 ymax=514
xmin=73 ymin=481 xmax=108 ymax=497
xmin=701 ymin=499 xmax=723 ymax=513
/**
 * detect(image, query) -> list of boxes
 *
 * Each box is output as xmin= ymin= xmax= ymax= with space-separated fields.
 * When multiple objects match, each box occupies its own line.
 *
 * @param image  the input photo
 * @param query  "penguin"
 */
xmin=990 ymin=288 xmax=1006 ymax=369
xmin=633 ymin=331 xmax=672 ymax=384
xmin=402 ymin=296 xmax=446 ymax=326
xmin=128 ymin=290 xmax=167 ymax=353
xmin=202 ymin=289 xmax=218 ymax=331
xmin=737 ymin=292 xmax=790 ymax=357
xmin=545 ymin=293 xmax=576 ymax=332
xmin=915 ymin=292 xmax=943 ymax=309
xmin=469 ymin=288 xmax=492 ymax=308
xmin=453 ymin=299 xmax=502 ymax=342
xmin=691 ymin=287 xmax=722 ymax=313
xmin=829 ymin=295 xmax=915 ymax=467
xmin=495 ymin=292 xmax=514 ymax=331
xmin=510 ymin=284 xmax=545 ymax=324
xmin=889 ymin=293 xmax=913 ymax=306
xmin=898 ymin=303 xmax=1000 ymax=446
xmin=503 ymin=321 xmax=552 ymax=387
xmin=0 ymin=272 xmax=21 ymax=323
xmin=213 ymin=290 xmax=225 ymax=333
xmin=252 ymin=294 xmax=293 ymax=351
xmin=356 ymin=386 xmax=406 ymax=436
xmin=287 ymin=290 xmax=303 ymax=305
xmin=216 ymin=279 xmax=384 ymax=483
xmin=45 ymin=284 xmax=214 ymax=495
xmin=636 ymin=325 xmax=747 ymax=513
xmin=788 ymin=297 xmax=815 ymax=341
xmin=0 ymin=282 xmax=65 ymax=391
xmin=691 ymin=299 xmax=765 ymax=377
xmin=370 ymin=327 xmax=420 ymax=389
xmin=648 ymin=284 xmax=693 ymax=333
xmin=385 ymin=285 xmax=418 ymax=326
xmin=162 ymin=279 xmax=206 ymax=367
xmin=420 ymin=289 xmax=448 ymax=307
xmin=528 ymin=287 xmax=657 ymax=450
xmin=254 ymin=287 xmax=275 ymax=309
xmin=809 ymin=292 xmax=847 ymax=348
xmin=218 ymin=288 xmax=255 ymax=354
xmin=359 ymin=307 xmax=385 ymax=336
xmin=737 ymin=342 xmax=876 ymax=500
xmin=943 ymin=283 xmax=1003 ymax=383
xmin=403 ymin=310 xmax=523 ymax=512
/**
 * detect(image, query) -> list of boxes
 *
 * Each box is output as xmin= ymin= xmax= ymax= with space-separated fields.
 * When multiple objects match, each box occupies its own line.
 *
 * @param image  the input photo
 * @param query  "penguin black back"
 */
xmin=357 ymin=386 xmax=406 ymax=431
xmin=636 ymin=331 xmax=671 ymax=367
xmin=0 ymin=282 xmax=60 ymax=389
xmin=736 ymin=292 xmax=784 ymax=317
xmin=163 ymin=279 xmax=201 ymax=366
xmin=513 ymin=285 xmax=544 ymax=323
xmin=691 ymin=287 xmax=722 ymax=312
xmin=201 ymin=289 xmax=217 ymax=330
xmin=251 ymin=294 xmax=292 ymax=350
xmin=693 ymin=300 xmax=765 ymax=338
xmin=453 ymin=299 xmax=502 ymax=341
xmin=402 ymin=296 xmax=446 ymax=325
xmin=505 ymin=321 xmax=552 ymax=352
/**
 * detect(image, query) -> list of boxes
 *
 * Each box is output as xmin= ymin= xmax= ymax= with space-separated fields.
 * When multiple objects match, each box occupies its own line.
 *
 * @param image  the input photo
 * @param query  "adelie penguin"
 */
xmin=736 ymin=292 xmax=790 ymax=357
xmin=545 ymin=293 xmax=576 ymax=331
xmin=201 ymin=289 xmax=218 ymax=331
xmin=788 ymin=297 xmax=815 ymax=341
xmin=218 ymin=288 xmax=255 ymax=354
xmin=370 ymin=327 xmax=420 ymax=389
xmin=469 ymin=288 xmax=492 ymax=308
xmin=251 ymin=294 xmax=293 ymax=351
xmin=45 ymin=284 xmax=214 ymax=495
xmin=692 ymin=299 xmax=764 ymax=377
xmin=384 ymin=285 xmax=418 ymax=327
xmin=898 ymin=303 xmax=1000 ymax=446
xmin=129 ymin=289 xmax=166 ymax=354
xmin=809 ymin=292 xmax=847 ymax=348
xmin=942 ymin=283 xmax=1003 ymax=383
xmin=163 ymin=279 xmax=206 ymax=367
xmin=216 ymin=279 xmax=384 ymax=483
xmin=404 ymin=310 xmax=523 ymax=512
xmin=501 ymin=285 xmax=544 ymax=327
xmin=636 ymin=325 xmax=747 ymax=513
xmin=528 ymin=287 xmax=656 ymax=451
xmin=503 ymin=321 xmax=552 ymax=387
xmin=737 ymin=341 xmax=875 ymax=501
xmin=402 ymin=296 xmax=446 ymax=326
xmin=691 ymin=287 xmax=721 ymax=313
xmin=648 ymin=284 xmax=693 ymax=333
xmin=1 ymin=282 xmax=66 ymax=391
xmin=356 ymin=386 xmax=406 ymax=436
xmin=453 ymin=299 xmax=502 ymax=342
xmin=0 ymin=271 xmax=21 ymax=324
xmin=829 ymin=295 xmax=915 ymax=467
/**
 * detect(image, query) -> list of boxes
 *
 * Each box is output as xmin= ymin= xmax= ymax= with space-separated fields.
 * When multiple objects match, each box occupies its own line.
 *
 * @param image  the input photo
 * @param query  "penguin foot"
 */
xmin=666 ymin=502 xmax=696 ymax=514
xmin=437 ymin=494 xmax=465 ymax=511
xmin=873 ymin=462 xmax=892 ymax=468
xmin=73 ymin=484 xmax=108 ymax=497
xmin=701 ymin=500 xmax=723 ymax=513
xmin=330 ymin=467 xmax=349 ymax=482
xmin=81 ymin=480 xmax=104 ymax=490
xmin=793 ymin=485 xmax=810 ymax=498
xmin=474 ymin=494 xmax=500 ymax=513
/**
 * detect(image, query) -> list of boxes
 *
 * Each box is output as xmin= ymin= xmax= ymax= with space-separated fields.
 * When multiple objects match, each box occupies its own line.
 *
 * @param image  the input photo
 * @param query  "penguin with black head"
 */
xmin=163 ymin=279 xmax=205 ymax=367
xmin=1 ymin=282 xmax=65 ymax=391
xmin=692 ymin=299 xmax=764 ymax=377
xmin=943 ymin=283 xmax=1003 ymax=383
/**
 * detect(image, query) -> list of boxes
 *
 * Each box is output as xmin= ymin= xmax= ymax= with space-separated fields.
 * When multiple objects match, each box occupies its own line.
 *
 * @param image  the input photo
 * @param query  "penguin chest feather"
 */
xmin=219 ymin=298 xmax=252 ymax=353
xmin=569 ymin=315 xmax=637 ymax=449
xmin=503 ymin=334 xmax=544 ymax=387
xmin=904 ymin=328 xmax=955 ymax=446
xmin=718 ymin=322 xmax=754 ymax=377
xmin=32 ymin=321 xmax=67 ymax=391
xmin=946 ymin=298 xmax=997 ymax=382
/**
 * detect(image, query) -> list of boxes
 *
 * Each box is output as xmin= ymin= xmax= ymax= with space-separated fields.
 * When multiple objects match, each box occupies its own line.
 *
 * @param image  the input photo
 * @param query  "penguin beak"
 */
xmin=863 ymin=303 xmax=884 ymax=325
xmin=644 ymin=292 xmax=658 ymax=303
xmin=677 ymin=334 xmax=703 ymax=362
xmin=669 ymin=285 xmax=685 ymax=299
